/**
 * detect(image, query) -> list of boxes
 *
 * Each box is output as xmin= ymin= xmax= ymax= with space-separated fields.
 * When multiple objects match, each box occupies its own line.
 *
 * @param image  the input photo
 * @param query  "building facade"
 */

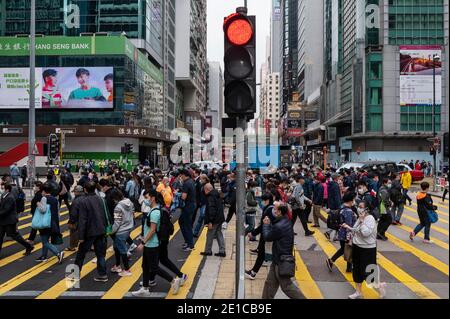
xmin=206 ymin=61 xmax=224 ymax=137
xmin=0 ymin=0 xmax=186 ymax=170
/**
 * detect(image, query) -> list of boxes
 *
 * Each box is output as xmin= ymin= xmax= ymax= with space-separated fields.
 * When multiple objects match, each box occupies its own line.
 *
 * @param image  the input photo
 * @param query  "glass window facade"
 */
xmin=0 ymin=0 xmax=163 ymax=61
xmin=0 ymin=54 xmax=164 ymax=128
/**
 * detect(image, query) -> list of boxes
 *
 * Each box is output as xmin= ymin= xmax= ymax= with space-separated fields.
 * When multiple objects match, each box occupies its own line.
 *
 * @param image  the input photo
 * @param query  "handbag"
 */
xmin=427 ymin=210 xmax=439 ymax=224
xmin=344 ymin=243 xmax=353 ymax=263
xmin=278 ymin=254 xmax=296 ymax=278
xmin=31 ymin=205 xmax=51 ymax=230
xmin=101 ymin=198 xmax=114 ymax=237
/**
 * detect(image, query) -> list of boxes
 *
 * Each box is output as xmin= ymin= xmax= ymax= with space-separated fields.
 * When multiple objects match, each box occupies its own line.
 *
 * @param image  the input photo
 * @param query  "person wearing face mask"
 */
xmin=0 ymin=183 xmax=35 ymax=258
xmin=377 ymin=179 xmax=393 ymax=241
xmin=342 ymin=201 xmax=386 ymax=299
xmin=356 ymin=182 xmax=377 ymax=219
xmin=245 ymin=193 xmax=276 ymax=280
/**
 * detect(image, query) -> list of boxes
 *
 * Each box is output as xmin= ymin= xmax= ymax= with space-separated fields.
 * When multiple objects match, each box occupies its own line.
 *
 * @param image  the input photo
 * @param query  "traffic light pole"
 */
xmin=27 ymin=0 xmax=36 ymax=192
xmin=235 ymin=117 xmax=247 ymax=299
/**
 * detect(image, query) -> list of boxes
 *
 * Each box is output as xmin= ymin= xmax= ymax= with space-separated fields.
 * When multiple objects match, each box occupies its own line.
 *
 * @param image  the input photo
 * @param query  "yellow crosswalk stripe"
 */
xmin=0 ymin=230 xmax=70 ymax=269
xmin=294 ymin=247 xmax=323 ymax=299
xmin=312 ymin=227 xmax=379 ymax=299
xmin=166 ymin=225 xmax=208 ymax=299
xmin=389 ymin=223 xmax=449 ymax=250
xmin=36 ymin=223 xmax=143 ymax=299
xmin=102 ymin=222 xmax=181 ymax=299
xmin=0 ymin=249 xmax=78 ymax=296
xmin=377 ymin=254 xmax=440 ymax=299
xmin=384 ymin=232 xmax=448 ymax=276
xmin=401 ymin=209 xmax=449 ymax=234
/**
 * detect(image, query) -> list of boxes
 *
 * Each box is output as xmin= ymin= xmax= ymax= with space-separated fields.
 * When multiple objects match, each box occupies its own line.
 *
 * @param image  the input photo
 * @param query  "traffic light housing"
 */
xmin=48 ymin=134 xmax=60 ymax=161
xmin=223 ymin=8 xmax=256 ymax=119
xmin=122 ymin=143 xmax=133 ymax=155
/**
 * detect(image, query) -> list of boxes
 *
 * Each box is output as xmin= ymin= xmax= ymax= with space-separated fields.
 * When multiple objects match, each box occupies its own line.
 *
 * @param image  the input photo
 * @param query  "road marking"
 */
xmin=18 ymin=211 xmax=69 ymax=231
xmin=36 ymin=222 xmax=143 ymax=299
xmin=389 ymin=223 xmax=448 ymax=250
xmin=405 ymin=204 xmax=449 ymax=222
xmin=312 ymin=225 xmax=380 ymax=299
xmin=401 ymin=210 xmax=449 ymax=234
xmin=0 ymin=290 xmax=167 ymax=298
xmin=294 ymin=246 xmax=324 ymax=299
xmin=0 ymin=248 xmax=78 ymax=296
xmin=409 ymin=196 xmax=449 ymax=216
xmin=102 ymin=222 xmax=181 ymax=299
xmin=377 ymin=254 xmax=440 ymax=299
xmin=0 ymin=230 xmax=70 ymax=269
xmin=166 ymin=225 xmax=208 ymax=299
xmin=384 ymin=232 xmax=449 ymax=276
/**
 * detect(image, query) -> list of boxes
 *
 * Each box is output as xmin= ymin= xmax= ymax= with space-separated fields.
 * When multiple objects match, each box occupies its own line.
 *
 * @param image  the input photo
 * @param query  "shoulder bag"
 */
xmin=31 ymin=205 xmax=51 ymax=230
xmin=101 ymin=198 xmax=114 ymax=237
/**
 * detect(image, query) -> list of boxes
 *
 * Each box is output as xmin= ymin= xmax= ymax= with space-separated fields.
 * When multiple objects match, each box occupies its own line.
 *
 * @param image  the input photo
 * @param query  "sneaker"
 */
xmin=111 ymin=265 xmax=123 ymax=273
xmin=377 ymin=283 xmax=387 ymax=299
xmin=326 ymin=259 xmax=334 ymax=272
xmin=179 ymin=274 xmax=188 ymax=287
xmin=24 ymin=245 xmax=34 ymax=256
xmin=57 ymin=251 xmax=65 ymax=264
xmin=396 ymin=221 xmax=403 ymax=226
xmin=348 ymin=291 xmax=363 ymax=299
xmin=423 ymin=240 xmax=434 ymax=244
xmin=132 ymin=287 xmax=152 ymax=298
xmin=409 ymin=232 xmax=415 ymax=241
xmin=35 ymin=256 xmax=48 ymax=263
xmin=127 ymin=251 xmax=133 ymax=258
xmin=215 ymin=252 xmax=226 ymax=258
xmin=183 ymin=247 xmax=194 ymax=252
xmin=181 ymin=243 xmax=188 ymax=249
xmin=245 ymin=270 xmax=256 ymax=280
xmin=94 ymin=276 xmax=108 ymax=282
xmin=200 ymin=252 xmax=212 ymax=256
xmin=249 ymin=249 xmax=259 ymax=256
xmin=91 ymin=258 xmax=97 ymax=264
xmin=222 ymin=222 xmax=228 ymax=230
xmin=148 ymin=280 xmax=157 ymax=287
xmin=118 ymin=270 xmax=132 ymax=277
xmin=171 ymin=277 xmax=181 ymax=295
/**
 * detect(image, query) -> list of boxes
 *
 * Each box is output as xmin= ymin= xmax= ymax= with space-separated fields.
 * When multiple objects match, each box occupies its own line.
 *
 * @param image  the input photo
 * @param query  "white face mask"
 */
xmin=358 ymin=188 xmax=365 ymax=195
xmin=387 ymin=183 xmax=392 ymax=189
xmin=357 ymin=208 xmax=367 ymax=216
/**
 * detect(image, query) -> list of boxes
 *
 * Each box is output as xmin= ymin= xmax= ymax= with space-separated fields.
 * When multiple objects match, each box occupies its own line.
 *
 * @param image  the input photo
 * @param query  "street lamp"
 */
xmin=432 ymin=54 xmax=440 ymax=192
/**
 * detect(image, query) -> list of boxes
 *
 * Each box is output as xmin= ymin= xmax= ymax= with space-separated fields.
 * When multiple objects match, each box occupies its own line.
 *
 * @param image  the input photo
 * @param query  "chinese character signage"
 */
xmin=400 ymin=46 xmax=442 ymax=107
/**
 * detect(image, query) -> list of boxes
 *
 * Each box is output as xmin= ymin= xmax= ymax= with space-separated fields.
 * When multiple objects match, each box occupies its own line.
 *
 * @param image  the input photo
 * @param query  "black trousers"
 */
xmin=331 ymin=240 xmax=352 ymax=270
xmin=226 ymin=203 xmax=236 ymax=223
xmin=28 ymin=228 xmax=38 ymax=241
xmin=159 ymin=240 xmax=183 ymax=278
xmin=142 ymin=246 xmax=173 ymax=287
xmin=0 ymin=224 xmax=33 ymax=255
xmin=252 ymin=239 xmax=266 ymax=274
xmin=59 ymin=193 xmax=71 ymax=210
xmin=377 ymin=213 xmax=392 ymax=237
xmin=292 ymin=207 xmax=310 ymax=234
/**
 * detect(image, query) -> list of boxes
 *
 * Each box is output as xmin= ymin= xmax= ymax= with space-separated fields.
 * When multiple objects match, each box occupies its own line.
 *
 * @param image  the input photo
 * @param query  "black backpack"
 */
xmin=147 ymin=207 xmax=174 ymax=242
xmin=327 ymin=209 xmax=341 ymax=231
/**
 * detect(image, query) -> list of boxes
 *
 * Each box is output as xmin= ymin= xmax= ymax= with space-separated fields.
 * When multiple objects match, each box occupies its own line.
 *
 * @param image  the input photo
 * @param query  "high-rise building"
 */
xmin=271 ymin=0 xmax=282 ymax=73
xmin=206 ymin=61 xmax=224 ymax=136
xmin=320 ymin=0 xmax=449 ymax=164
xmin=0 ymin=0 xmax=181 ymax=170
xmin=175 ymin=0 xmax=207 ymax=131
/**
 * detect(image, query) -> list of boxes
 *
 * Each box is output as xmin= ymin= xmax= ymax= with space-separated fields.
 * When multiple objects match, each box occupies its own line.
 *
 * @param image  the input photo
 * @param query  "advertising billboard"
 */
xmin=400 ymin=46 xmax=442 ymax=107
xmin=0 ymin=67 xmax=114 ymax=109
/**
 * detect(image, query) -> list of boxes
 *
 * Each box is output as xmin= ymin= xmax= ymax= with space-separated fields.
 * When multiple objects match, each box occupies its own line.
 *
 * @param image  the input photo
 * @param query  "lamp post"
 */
xmin=27 ymin=0 xmax=36 ymax=194
xmin=432 ymin=54 xmax=440 ymax=192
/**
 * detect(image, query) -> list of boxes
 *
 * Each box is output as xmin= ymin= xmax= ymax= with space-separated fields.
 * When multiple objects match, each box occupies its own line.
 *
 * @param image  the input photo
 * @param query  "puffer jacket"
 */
xmin=263 ymin=215 xmax=294 ymax=265
xmin=112 ymin=198 xmax=135 ymax=235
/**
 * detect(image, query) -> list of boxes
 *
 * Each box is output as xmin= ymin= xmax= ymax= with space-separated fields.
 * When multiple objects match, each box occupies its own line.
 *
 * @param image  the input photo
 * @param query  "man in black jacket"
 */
xmin=74 ymin=181 xmax=108 ymax=282
xmin=45 ymin=173 xmax=60 ymax=197
xmin=261 ymin=203 xmax=304 ymax=299
xmin=0 ymin=183 xmax=34 ymax=257
xmin=201 ymin=183 xmax=226 ymax=257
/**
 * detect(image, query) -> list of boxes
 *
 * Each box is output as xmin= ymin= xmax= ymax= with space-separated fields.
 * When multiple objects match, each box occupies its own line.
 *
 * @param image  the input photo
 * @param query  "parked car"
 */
xmin=397 ymin=163 xmax=425 ymax=182
xmin=338 ymin=161 xmax=399 ymax=179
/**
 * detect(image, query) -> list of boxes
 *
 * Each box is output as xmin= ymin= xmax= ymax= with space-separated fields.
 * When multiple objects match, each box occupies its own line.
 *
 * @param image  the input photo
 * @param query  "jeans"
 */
xmin=245 ymin=213 xmax=256 ymax=235
xmin=391 ymin=204 xmax=404 ymax=222
xmin=193 ymin=205 xmax=206 ymax=236
xmin=262 ymin=264 xmax=305 ymax=299
xmin=40 ymin=233 xmax=60 ymax=258
xmin=204 ymin=224 xmax=226 ymax=254
xmin=403 ymin=189 xmax=412 ymax=204
xmin=180 ymin=205 xmax=195 ymax=249
xmin=75 ymin=235 xmax=107 ymax=277
xmin=413 ymin=223 xmax=431 ymax=241
xmin=113 ymin=232 xmax=131 ymax=270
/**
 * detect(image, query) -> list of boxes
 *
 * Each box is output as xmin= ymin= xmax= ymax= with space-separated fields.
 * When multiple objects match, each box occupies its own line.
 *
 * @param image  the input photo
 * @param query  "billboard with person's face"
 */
xmin=0 ymin=67 xmax=114 ymax=109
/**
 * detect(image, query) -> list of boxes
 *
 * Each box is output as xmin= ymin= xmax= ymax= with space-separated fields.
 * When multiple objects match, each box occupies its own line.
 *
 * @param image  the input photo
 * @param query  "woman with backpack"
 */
xmin=110 ymin=191 xmax=135 ymax=277
xmin=326 ymin=192 xmax=356 ymax=273
xmin=132 ymin=189 xmax=185 ymax=297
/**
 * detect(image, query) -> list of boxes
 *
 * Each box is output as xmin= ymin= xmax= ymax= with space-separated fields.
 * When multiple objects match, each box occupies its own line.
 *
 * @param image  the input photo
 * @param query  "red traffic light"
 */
xmin=224 ymin=13 xmax=253 ymax=46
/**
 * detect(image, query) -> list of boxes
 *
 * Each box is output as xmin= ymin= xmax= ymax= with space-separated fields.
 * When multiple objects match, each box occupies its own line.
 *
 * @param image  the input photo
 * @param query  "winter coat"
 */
xmin=205 ymin=189 xmax=225 ymax=225
xmin=0 ymin=192 xmax=18 ymax=226
xmin=112 ymin=198 xmax=135 ymax=235
xmin=312 ymin=182 xmax=324 ymax=206
xmin=245 ymin=189 xmax=258 ymax=214
xmin=401 ymin=172 xmax=412 ymax=190
xmin=37 ymin=195 xmax=61 ymax=236
xmin=251 ymin=204 xmax=276 ymax=237
xmin=416 ymin=192 xmax=437 ymax=225
xmin=327 ymin=181 xmax=342 ymax=210
xmin=263 ymin=215 xmax=294 ymax=265
xmin=77 ymin=193 xmax=107 ymax=240
xmin=69 ymin=193 xmax=85 ymax=227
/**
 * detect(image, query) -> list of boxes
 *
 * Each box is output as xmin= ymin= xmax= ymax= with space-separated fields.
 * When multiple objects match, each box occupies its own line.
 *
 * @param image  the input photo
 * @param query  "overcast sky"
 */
xmin=207 ymin=0 xmax=271 ymax=116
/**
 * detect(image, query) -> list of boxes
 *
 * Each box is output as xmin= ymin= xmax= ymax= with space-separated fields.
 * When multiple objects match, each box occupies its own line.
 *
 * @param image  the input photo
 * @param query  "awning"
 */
xmin=322 ymin=108 xmax=351 ymax=126
xmin=302 ymin=125 xmax=326 ymax=136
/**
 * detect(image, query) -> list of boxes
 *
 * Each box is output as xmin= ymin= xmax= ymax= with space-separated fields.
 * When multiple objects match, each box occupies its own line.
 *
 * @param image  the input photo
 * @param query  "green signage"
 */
xmin=0 ymin=36 xmax=163 ymax=85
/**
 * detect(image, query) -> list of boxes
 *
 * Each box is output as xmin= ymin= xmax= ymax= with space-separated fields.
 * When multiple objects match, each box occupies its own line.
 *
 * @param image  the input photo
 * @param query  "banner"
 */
xmin=0 ymin=67 xmax=113 ymax=109
xmin=400 ymin=46 xmax=442 ymax=107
